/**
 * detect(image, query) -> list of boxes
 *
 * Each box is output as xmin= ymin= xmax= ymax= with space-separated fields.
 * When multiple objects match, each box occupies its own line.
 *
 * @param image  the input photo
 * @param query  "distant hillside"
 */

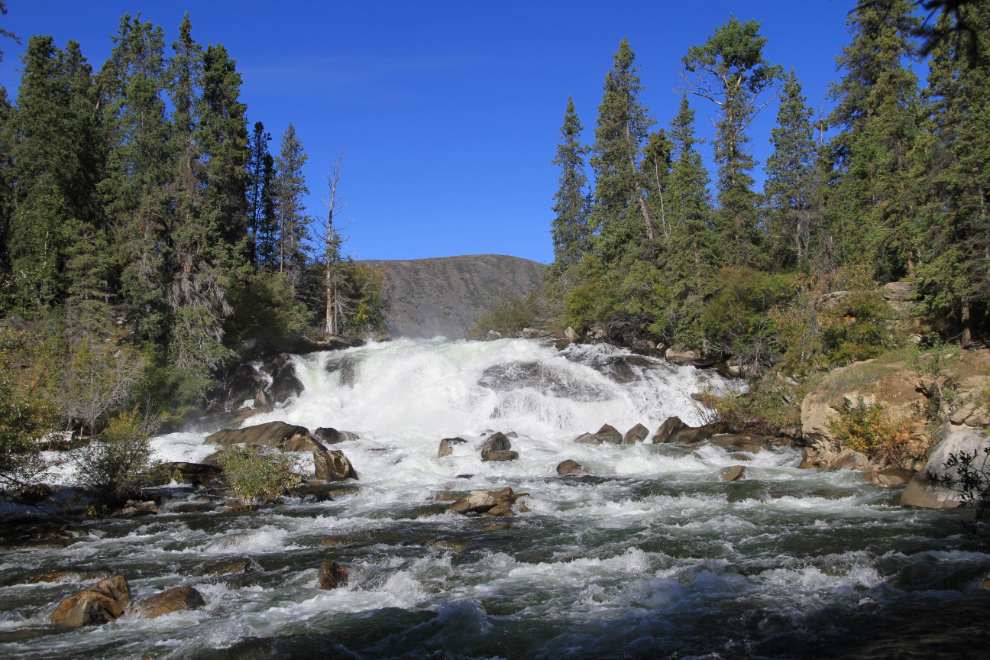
xmin=358 ymin=254 xmax=545 ymax=339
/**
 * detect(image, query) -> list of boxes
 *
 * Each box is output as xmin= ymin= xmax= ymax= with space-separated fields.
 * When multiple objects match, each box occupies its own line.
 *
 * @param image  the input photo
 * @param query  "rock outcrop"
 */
xmin=902 ymin=426 xmax=990 ymax=508
xmin=51 ymin=575 xmax=131 ymax=629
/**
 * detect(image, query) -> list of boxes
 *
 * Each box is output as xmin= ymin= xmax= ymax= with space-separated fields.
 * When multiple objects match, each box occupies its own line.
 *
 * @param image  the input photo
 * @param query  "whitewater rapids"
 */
xmin=1 ymin=338 xmax=988 ymax=659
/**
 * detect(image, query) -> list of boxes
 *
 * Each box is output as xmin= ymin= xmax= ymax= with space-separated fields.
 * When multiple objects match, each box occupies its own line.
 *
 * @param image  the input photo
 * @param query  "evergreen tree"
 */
xmin=763 ymin=69 xmax=816 ymax=268
xmin=641 ymin=128 xmax=673 ymax=248
xmin=589 ymin=38 xmax=656 ymax=266
xmin=275 ymin=123 xmax=310 ymax=286
xmin=247 ymin=120 xmax=277 ymax=269
xmin=827 ymin=0 xmax=921 ymax=278
xmin=6 ymin=36 xmax=104 ymax=309
xmin=97 ymin=15 xmax=171 ymax=336
xmin=683 ymin=15 xmax=782 ymax=263
xmin=550 ymin=96 xmax=590 ymax=272
xmin=917 ymin=5 xmax=990 ymax=345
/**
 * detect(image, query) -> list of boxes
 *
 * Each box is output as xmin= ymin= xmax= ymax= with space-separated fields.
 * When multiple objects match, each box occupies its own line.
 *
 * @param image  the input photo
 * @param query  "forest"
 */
xmin=544 ymin=0 xmax=990 ymax=377
xmin=0 ymin=8 xmax=390 ymax=468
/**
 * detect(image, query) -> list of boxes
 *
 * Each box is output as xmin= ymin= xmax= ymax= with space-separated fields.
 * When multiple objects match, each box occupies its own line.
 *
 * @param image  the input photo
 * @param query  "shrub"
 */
xmin=71 ymin=409 xmax=158 ymax=504
xmin=217 ymin=445 xmax=301 ymax=504
xmin=695 ymin=380 xmax=796 ymax=435
xmin=223 ymin=271 xmax=310 ymax=354
xmin=829 ymin=403 xmax=914 ymax=468
xmin=471 ymin=290 xmax=543 ymax=338
xmin=345 ymin=264 xmax=392 ymax=336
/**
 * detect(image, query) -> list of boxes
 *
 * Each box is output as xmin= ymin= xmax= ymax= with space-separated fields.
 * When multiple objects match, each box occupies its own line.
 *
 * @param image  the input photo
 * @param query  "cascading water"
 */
xmin=1 ymin=338 xmax=988 ymax=659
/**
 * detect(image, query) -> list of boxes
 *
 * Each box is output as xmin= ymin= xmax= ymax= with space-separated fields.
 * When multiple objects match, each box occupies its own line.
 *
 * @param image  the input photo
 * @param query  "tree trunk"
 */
xmin=962 ymin=297 xmax=971 ymax=348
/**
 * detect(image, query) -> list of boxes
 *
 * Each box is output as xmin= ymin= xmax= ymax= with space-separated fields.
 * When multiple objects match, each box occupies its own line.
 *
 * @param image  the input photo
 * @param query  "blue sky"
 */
xmin=2 ymin=1 xmax=908 ymax=263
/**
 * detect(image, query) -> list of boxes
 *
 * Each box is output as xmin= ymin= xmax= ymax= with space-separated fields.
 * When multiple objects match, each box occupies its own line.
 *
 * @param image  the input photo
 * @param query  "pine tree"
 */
xmin=6 ymin=36 xmax=104 ymax=309
xmin=917 ymin=5 xmax=990 ymax=346
xmin=275 ymin=123 xmax=310 ymax=286
xmin=589 ymin=38 xmax=656 ymax=266
xmin=827 ymin=0 xmax=921 ymax=278
xmin=550 ymin=96 xmax=590 ymax=272
xmin=763 ymin=69 xmax=816 ymax=268
xmin=641 ymin=128 xmax=674 ymax=252
xmin=682 ymin=15 xmax=782 ymax=263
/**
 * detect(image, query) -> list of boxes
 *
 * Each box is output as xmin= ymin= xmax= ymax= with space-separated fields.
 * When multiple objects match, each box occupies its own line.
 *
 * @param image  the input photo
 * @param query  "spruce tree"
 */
xmin=550 ymin=96 xmax=590 ymax=272
xmin=827 ymin=0 xmax=921 ymax=278
xmin=6 ymin=36 xmax=104 ymax=309
xmin=589 ymin=38 xmax=656 ymax=266
xmin=275 ymin=123 xmax=310 ymax=286
xmin=763 ymin=69 xmax=816 ymax=268
xmin=917 ymin=5 xmax=990 ymax=345
xmin=682 ymin=15 xmax=782 ymax=263
xmin=247 ymin=121 xmax=277 ymax=268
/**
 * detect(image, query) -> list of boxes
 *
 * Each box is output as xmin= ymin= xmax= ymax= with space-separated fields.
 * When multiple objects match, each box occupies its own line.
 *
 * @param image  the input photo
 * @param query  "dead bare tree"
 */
xmin=313 ymin=153 xmax=351 ymax=338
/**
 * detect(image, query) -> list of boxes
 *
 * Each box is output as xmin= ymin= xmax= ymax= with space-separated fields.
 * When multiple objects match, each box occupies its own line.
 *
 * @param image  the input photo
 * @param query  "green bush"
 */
xmin=472 ymin=291 xmax=543 ymax=338
xmin=223 ymin=271 xmax=310 ymax=354
xmin=829 ymin=403 xmax=914 ymax=468
xmin=71 ymin=409 xmax=157 ymax=504
xmin=218 ymin=445 xmax=301 ymax=504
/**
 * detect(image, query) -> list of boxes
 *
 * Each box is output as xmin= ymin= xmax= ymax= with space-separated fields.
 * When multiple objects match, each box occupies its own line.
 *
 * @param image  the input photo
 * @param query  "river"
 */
xmin=1 ymin=338 xmax=987 ymax=659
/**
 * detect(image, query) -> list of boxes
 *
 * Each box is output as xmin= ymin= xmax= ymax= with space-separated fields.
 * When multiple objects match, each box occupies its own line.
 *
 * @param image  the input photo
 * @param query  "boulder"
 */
xmin=556 ymin=459 xmax=587 ymax=476
xmin=652 ymin=416 xmax=689 ymax=444
xmin=798 ymin=447 xmax=819 ymax=469
xmin=519 ymin=327 xmax=542 ymax=339
xmin=438 ymin=437 xmax=467 ymax=458
xmin=720 ymin=465 xmax=745 ymax=482
xmin=134 ymin=586 xmax=205 ymax=619
xmin=801 ymin=392 xmax=840 ymax=446
xmin=868 ymin=467 xmax=914 ymax=487
xmin=117 ymin=500 xmax=158 ymax=517
xmin=814 ymin=290 xmax=852 ymax=311
xmin=883 ymin=281 xmax=916 ymax=302
xmin=227 ymin=363 xmax=267 ymax=410
xmin=713 ymin=434 xmax=767 ymax=453
xmin=314 ymin=427 xmax=360 ymax=445
xmin=206 ymin=421 xmax=317 ymax=451
xmin=481 ymin=432 xmax=517 ymax=460
xmin=51 ymin=575 xmax=131 ymax=629
xmin=622 ymin=423 xmax=649 ymax=445
xmin=833 ymin=448 xmax=869 ymax=471
xmin=263 ymin=353 xmax=305 ymax=404
xmin=318 ymin=561 xmax=349 ymax=589
xmin=564 ymin=327 xmax=581 ymax=343
xmin=449 ymin=490 xmax=496 ymax=514
xmin=168 ymin=462 xmax=223 ymax=485
xmin=573 ymin=424 xmax=623 ymax=445
xmin=901 ymin=426 xmax=990 ymax=508
xmin=425 ymin=540 xmax=470 ymax=551
xmin=313 ymin=449 xmax=358 ymax=481
xmin=482 ymin=450 xmax=518 ymax=462
xmin=486 ymin=330 xmax=502 ymax=341
xmin=665 ymin=343 xmax=707 ymax=367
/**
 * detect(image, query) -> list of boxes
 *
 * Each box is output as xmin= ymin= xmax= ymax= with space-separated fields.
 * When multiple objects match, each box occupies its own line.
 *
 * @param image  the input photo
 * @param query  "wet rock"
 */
xmin=167 ymin=462 xmax=223 ymax=487
xmin=170 ymin=502 xmax=218 ymax=514
xmin=206 ymin=421 xmax=318 ymax=451
xmin=430 ymin=492 xmax=458 ymax=502
xmin=652 ymin=416 xmax=689 ymax=444
xmin=438 ymin=437 xmax=467 ymax=458
xmin=324 ymin=357 xmax=358 ymax=387
xmin=263 ymin=353 xmax=304 ymax=404
xmin=506 ymin=431 xmax=518 ymax=438
xmin=486 ymin=330 xmax=502 ymax=341
xmin=323 ymin=537 xmax=353 ymax=547
xmin=134 ymin=586 xmax=205 ymax=619
xmin=116 ymin=500 xmax=158 ymax=517
xmin=481 ymin=433 xmax=517 ymax=461
xmin=866 ymin=467 xmax=914 ymax=486
xmin=479 ymin=361 xmax=611 ymax=402
xmin=713 ymin=435 xmax=766 ymax=454
xmin=313 ymin=449 xmax=358 ymax=481
xmin=288 ymin=483 xmax=338 ymax=502
xmin=899 ymin=426 xmax=989 ymax=508
xmin=901 ymin=472 xmax=961 ymax=508
xmin=720 ymin=465 xmax=745 ymax=482
xmin=980 ymin=579 xmax=990 ymax=591
xmin=425 ymin=540 xmax=470 ymax=551
xmin=798 ymin=447 xmax=819 ymax=469
xmin=51 ymin=575 xmax=130 ymax=629
xmin=556 ymin=459 xmax=587 ymax=476
xmin=833 ymin=448 xmax=869 ymax=471
xmin=227 ymin=363 xmax=267 ymax=410
xmin=519 ymin=327 xmax=544 ymax=339
xmin=574 ymin=424 xmax=623 ymax=445
xmin=449 ymin=490 xmax=497 ymax=514
xmin=482 ymin=450 xmax=518 ymax=462
xmin=318 ymin=561 xmax=349 ymax=589
xmin=564 ymin=326 xmax=580 ymax=343
xmin=482 ymin=505 xmax=515 ymax=517
xmin=18 ymin=572 xmax=81 ymax=585
xmin=193 ymin=557 xmax=261 ymax=577
xmin=485 ymin=523 xmax=511 ymax=531
xmin=313 ymin=427 xmax=360 ymax=445
xmin=0 ymin=536 xmax=78 ymax=551
xmin=623 ymin=423 xmax=649 ymax=445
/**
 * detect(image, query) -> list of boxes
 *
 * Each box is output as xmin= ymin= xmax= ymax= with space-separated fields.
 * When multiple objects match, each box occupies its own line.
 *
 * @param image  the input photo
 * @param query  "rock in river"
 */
xmin=318 ymin=561 xmax=349 ymax=589
xmin=556 ymin=459 xmax=587 ymax=476
xmin=314 ymin=449 xmax=358 ymax=481
xmin=622 ymin=423 xmax=649 ymax=444
xmin=574 ymin=424 xmax=622 ymax=445
xmin=134 ymin=586 xmax=205 ymax=619
xmin=481 ymin=432 xmax=518 ymax=461
xmin=206 ymin=421 xmax=322 ymax=452
xmin=438 ymin=436 xmax=467 ymax=458
xmin=51 ymin=575 xmax=131 ymax=629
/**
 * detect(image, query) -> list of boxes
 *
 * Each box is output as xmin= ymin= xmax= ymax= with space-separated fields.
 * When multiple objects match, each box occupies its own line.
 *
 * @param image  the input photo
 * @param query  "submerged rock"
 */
xmin=318 ymin=561 xmax=349 ymax=589
xmin=623 ymin=423 xmax=649 ymax=444
xmin=425 ymin=540 xmax=470 ymax=551
xmin=720 ymin=465 xmax=746 ymax=482
xmin=556 ymin=459 xmax=587 ymax=476
xmin=438 ymin=437 xmax=467 ymax=458
xmin=134 ymin=586 xmax=205 ymax=619
xmin=866 ymin=467 xmax=914 ymax=487
xmin=51 ymin=575 xmax=131 ymax=629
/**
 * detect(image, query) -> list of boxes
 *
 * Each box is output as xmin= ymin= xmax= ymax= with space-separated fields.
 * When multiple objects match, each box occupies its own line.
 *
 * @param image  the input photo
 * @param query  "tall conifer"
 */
xmin=550 ymin=97 xmax=590 ymax=272
xmin=275 ymin=123 xmax=310 ymax=286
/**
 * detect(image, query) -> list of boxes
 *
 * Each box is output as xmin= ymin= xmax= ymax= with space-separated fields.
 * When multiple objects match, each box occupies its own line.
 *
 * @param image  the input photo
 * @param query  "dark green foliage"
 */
xmin=248 ymin=121 xmax=278 ymax=269
xmin=550 ymin=97 xmax=590 ymax=272
xmin=275 ymin=123 xmax=310 ymax=285
xmin=472 ymin=291 xmax=542 ymax=338
xmin=683 ymin=15 xmax=783 ymax=263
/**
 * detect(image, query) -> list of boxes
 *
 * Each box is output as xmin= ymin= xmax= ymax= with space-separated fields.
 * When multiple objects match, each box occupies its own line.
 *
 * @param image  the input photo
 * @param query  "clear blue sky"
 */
xmin=2 ymin=1 xmax=910 ymax=263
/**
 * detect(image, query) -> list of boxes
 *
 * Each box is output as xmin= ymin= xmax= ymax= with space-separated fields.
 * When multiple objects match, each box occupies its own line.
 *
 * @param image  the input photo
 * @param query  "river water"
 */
xmin=1 ymin=339 xmax=988 ymax=659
